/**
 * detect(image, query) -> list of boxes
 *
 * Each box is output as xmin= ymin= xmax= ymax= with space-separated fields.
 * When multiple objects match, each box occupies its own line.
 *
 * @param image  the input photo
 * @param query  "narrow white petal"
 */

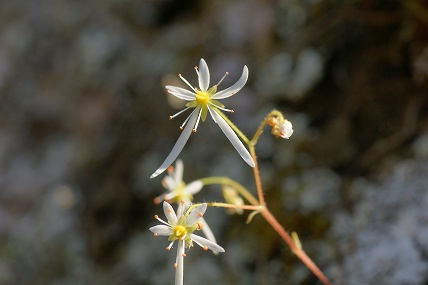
xmin=198 ymin=58 xmax=210 ymax=91
xmin=211 ymin=110 xmax=255 ymax=167
xmin=163 ymin=176 xmax=177 ymax=190
xmin=174 ymin=159 xmax=184 ymax=184
xmin=211 ymin=65 xmax=248 ymax=99
xmin=149 ymin=225 xmax=173 ymax=236
xmin=183 ymin=180 xmax=203 ymax=195
xmin=150 ymin=110 xmax=199 ymax=178
xmin=185 ymin=203 xmax=207 ymax=227
xmin=176 ymin=202 xmax=184 ymax=219
xmin=175 ymin=240 xmax=185 ymax=285
xmin=207 ymin=107 xmax=217 ymax=123
xmin=190 ymin=234 xmax=225 ymax=253
xmin=166 ymin=86 xmax=196 ymax=101
xmin=163 ymin=201 xmax=178 ymax=225
xmin=162 ymin=191 xmax=178 ymax=202
xmin=199 ymin=217 xmax=219 ymax=254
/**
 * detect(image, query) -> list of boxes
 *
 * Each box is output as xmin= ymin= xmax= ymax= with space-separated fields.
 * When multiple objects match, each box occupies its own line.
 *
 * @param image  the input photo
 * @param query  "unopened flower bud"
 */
xmin=279 ymin=119 xmax=293 ymax=139
xmin=222 ymin=185 xmax=244 ymax=215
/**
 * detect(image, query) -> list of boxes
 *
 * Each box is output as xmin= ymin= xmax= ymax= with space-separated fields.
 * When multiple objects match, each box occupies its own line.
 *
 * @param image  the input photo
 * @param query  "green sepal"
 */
xmin=201 ymin=107 xmax=208 ymax=122
xmin=186 ymin=101 xmax=198 ymax=108
xmin=207 ymin=85 xmax=217 ymax=96
xmin=209 ymin=99 xmax=225 ymax=108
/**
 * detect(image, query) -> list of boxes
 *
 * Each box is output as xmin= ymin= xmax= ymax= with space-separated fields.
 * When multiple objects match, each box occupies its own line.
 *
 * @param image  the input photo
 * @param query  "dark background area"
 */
xmin=1 ymin=0 xmax=428 ymax=284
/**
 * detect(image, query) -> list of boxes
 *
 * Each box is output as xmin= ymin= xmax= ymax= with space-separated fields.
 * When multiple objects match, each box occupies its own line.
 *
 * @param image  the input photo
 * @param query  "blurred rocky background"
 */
xmin=0 ymin=0 xmax=428 ymax=284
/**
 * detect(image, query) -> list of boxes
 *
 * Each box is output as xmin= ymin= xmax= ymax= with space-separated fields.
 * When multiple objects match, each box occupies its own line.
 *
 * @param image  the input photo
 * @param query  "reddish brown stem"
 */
xmin=260 ymin=209 xmax=332 ymax=285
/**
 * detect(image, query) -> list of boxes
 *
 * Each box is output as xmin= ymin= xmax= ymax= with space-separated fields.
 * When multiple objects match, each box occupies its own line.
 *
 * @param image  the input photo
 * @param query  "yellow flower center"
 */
xmin=174 ymin=225 xmax=187 ymax=239
xmin=195 ymin=91 xmax=210 ymax=106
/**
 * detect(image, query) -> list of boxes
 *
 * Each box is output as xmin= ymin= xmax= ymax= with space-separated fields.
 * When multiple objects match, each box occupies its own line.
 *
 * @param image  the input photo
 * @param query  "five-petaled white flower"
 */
xmin=150 ymin=58 xmax=255 ymax=179
xmin=154 ymin=159 xmax=219 ymax=250
xmin=154 ymin=159 xmax=203 ymax=205
xmin=150 ymin=201 xmax=225 ymax=285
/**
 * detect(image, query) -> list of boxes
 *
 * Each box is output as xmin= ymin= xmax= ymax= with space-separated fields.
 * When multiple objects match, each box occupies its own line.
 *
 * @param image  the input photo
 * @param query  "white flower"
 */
xmin=153 ymin=159 xmax=219 ymax=252
xmin=150 ymin=201 xmax=225 ymax=285
xmin=279 ymin=119 xmax=293 ymax=139
xmin=150 ymin=58 xmax=255 ymax=179
xmin=154 ymin=159 xmax=203 ymax=205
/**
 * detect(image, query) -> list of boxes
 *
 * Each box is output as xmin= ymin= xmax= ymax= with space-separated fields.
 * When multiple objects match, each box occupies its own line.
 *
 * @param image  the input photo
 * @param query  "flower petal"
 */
xmin=149 ymin=225 xmax=173 ymax=236
xmin=150 ymin=109 xmax=199 ymax=178
xmin=198 ymin=58 xmax=210 ymax=92
xmin=175 ymin=240 xmax=185 ymax=285
xmin=190 ymin=234 xmax=225 ymax=253
xmin=211 ymin=65 xmax=248 ymax=99
xmin=183 ymin=180 xmax=203 ymax=196
xmin=174 ymin=159 xmax=184 ymax=184
xmin=207 ymin=107 xmax=217 ymax=123
xmin=163 ymin=175 xmax=177 ymax=190
xmin=166 ymin=86 xmax=195 ymax=101
xmin=176 ymin=201 xmax=190 ymax=219
xmin=199 ymin=217 xmax=220 ymax=255
xmin=185 ymin=203 xmax=207 ymax=227
xmin=279 ymin=120 xmax=294 ymax=139
xmin=210 ymin=109 xmax=255 ymax=167
xmin=163 ymin=201 xmax=178 ymax=225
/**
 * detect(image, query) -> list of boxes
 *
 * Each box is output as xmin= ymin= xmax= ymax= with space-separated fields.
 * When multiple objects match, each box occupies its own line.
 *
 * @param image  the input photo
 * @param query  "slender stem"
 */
xmin=260 ymin=209 xmax=332 ymax=285
xmin=246 ymin=109 xmax=332 ymax=285
xmin=198 ymin=176 xmax=259 ymax=206
xmin=251 ymin=109 xmax=284 ymax=145
xmin=208 ymin=202 xmax=262 ymax=211
xmin=249 ymin=146 xmax=266 ymax=207
xmin=215 ymin=109 xmax=251 ymax=145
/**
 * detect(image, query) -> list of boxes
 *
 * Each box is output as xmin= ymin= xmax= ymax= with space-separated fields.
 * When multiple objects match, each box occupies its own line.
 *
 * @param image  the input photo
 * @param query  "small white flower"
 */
xmin=279 ymin=119 xmax=293 ymax=139
xmin=150 ymin=58 xmax=254 ymax=179
xmin=153 ymin=160 xmax=219 ymax=252
xmin=154 ymin=159 xmax=203 ymax=205
xmin=150 ymin=201 xmax=225 ymax=285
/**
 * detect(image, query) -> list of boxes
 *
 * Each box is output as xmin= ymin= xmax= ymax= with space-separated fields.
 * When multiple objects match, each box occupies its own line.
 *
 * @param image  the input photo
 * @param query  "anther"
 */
xmin=168 ymin=209 xmax=172 ymax=213
xmin=182 ymin=253 xmax=186 ymax=257
xmin=203 ymin=246 xmax=208 ymax=251
xmin=197 ymin=221 xmax=203 ymax=230
xmin=153 ymin=233 xmax=158 ymax=237
xmin=167 ymin=165 xmax=174 ymax=173
xmin=192 ymin=129 xmax=197 ymax=133
xmin=166 ymin=247 xmax=171 ymax=251
xmin=198 ymin=213 xmax=203 ymax=217
xmin=180 ymin=126 xmax=183 ymax=130
xmin=181 ymin=200 xmax=185 ymax=205
xmin=174 ymin=263 xmax=178 ymax=268
xmin=216 ymin=71 xmax=229 ymax=86
xmin=154 ymin=197 xmax=161 ymax=204
xmin=154 ymin=215 xmax=159 ymax=219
